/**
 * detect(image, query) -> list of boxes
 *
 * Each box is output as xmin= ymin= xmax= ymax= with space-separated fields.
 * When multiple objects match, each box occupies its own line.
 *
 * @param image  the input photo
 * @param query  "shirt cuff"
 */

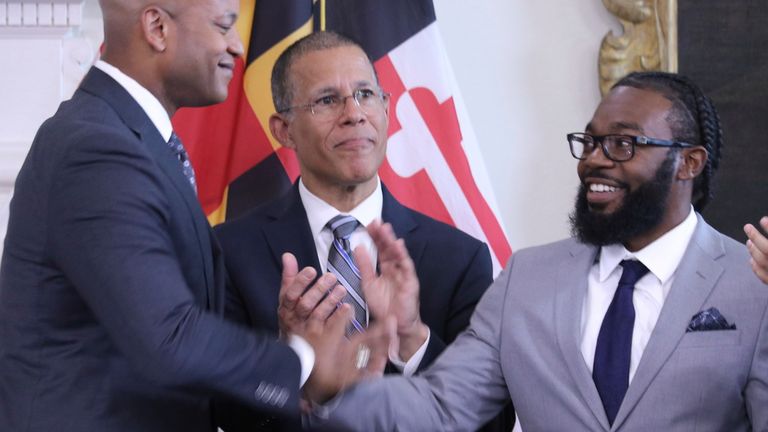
xmin=388 ymin=328 xmax=430 ymax=376
xmin=287 ymin=334 xmax=315 ymax=387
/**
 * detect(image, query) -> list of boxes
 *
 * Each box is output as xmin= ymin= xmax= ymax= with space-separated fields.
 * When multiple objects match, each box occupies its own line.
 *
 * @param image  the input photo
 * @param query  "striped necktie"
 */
xmin=326 ymin=214 xmax=367 ymax=335
xmin=168 ymin=132 xmax=197 ymax=193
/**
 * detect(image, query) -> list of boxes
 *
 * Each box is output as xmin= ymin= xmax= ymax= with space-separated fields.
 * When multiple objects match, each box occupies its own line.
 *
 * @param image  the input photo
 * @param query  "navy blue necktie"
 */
xmin=326 ymin=215 xmax=367 ymax=336
xmin=593 ymin=259 xmax=649 ymax=425
xmin=168 ymin=132 xmax=197 ymax=193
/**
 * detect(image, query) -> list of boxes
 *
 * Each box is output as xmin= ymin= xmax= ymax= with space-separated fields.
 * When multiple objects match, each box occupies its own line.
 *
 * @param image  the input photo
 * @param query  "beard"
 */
xmin=570 ymin=151 xmax=677 ymax=246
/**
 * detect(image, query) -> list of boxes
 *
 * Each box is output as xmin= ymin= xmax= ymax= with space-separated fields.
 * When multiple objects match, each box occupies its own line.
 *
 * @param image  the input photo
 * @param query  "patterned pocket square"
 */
xmin=686 ymin=307 xmax=736 ymax=332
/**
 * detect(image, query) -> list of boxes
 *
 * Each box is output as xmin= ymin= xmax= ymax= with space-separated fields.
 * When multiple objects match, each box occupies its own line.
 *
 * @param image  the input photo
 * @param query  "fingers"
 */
xmin=366 ymin=220 xmax=416 ymax=274
xmin=351 ymin=316 xmax=397 ymax=377
xmin=354 ymin=244 xmax=378 ymax=298
xmin=745 ymin=219 xmax=768 ymax=252
xmin=279 ymin=253 xmax=317 ymax=311
xmin=310 ymin=302 xmax=352 ymax=338
xmin=292 ymin=273 xmax=338 ymax=319
xmin=744 ymin=217 xmax=768 ymax=284
xmin=307 ymin=284 xmax=347 ymax=323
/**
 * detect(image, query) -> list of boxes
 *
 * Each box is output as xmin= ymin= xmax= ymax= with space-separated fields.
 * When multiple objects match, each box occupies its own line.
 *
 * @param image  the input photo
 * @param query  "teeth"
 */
xmin=589 ymin=183 xmax=617 ymax=193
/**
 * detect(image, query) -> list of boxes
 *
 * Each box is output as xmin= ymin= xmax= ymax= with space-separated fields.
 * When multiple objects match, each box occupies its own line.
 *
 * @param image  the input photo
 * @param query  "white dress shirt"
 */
xmin=94 ymin=61 xmax=316 ymax=385
xmin=298 ymin=178 xmax=381 ymax=271
xmin=580 ymin=207 xmax=698 ymax=383
xmin=299 ymin=178 xmax=430 ymax=375
xmin=94 ymin=60 xmax=173 ymax=142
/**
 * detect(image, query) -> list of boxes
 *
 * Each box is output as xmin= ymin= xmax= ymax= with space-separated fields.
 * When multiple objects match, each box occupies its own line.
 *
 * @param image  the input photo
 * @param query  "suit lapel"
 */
xmin=612 ymin=216 xmax=724 ymax=429
xmin=381 ymin=186 xmax=421 ymax=263
xmin=79 ymin=67 xmax=217 ymax=308
xmin=262 ymin=185 xmax=322 ymax=274
xmin=554 ymin=242 xmax=610 ymax=430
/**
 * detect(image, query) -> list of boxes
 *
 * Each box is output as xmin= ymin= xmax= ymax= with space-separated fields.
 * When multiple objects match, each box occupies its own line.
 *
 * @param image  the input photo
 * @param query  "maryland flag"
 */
xmin=173 ymin=0 xmax=512 ymax=273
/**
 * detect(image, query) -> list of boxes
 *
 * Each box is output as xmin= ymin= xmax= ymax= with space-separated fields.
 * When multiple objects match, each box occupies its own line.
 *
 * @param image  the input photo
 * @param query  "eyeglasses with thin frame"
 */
xmin=277 ymin=88 xmax=390 ymax=121
xmin=567 ymin=132 xmax=695 ymax=162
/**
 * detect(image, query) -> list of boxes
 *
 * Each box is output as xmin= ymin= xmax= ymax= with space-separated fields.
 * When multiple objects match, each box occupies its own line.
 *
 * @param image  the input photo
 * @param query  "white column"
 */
xmin=0 ymin=0 xmax=100 ymax=255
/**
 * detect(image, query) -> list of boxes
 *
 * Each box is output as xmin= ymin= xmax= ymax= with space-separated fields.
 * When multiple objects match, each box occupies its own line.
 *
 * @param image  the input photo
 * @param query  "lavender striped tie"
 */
xmin=326 ymin=215 xmax=367 ymax=335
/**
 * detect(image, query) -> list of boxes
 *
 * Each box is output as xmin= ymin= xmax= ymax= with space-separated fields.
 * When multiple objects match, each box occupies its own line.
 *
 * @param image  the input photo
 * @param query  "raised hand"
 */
xmin=745 ymin=216 xmax=768 ymax=284
xmin=277 ymin=253 xmax=346 ymax=340
xmin=355 ymin=220 xmax=428 ymax=361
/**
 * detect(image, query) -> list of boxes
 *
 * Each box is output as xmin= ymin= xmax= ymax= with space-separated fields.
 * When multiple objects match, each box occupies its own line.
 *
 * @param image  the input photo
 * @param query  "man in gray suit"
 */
xmin=293 ymin=71 xmax=768 ymax=431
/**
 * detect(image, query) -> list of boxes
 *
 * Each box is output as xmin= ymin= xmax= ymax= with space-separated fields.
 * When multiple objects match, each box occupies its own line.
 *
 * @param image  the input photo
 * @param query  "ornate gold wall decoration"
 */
xmin=599 ymin=0 xmax=677 ymax=95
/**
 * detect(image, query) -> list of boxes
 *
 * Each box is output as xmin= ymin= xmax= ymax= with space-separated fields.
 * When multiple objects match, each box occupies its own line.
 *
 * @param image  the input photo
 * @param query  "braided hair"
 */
xmin=612 ymin=72 xmax=723 ymax=211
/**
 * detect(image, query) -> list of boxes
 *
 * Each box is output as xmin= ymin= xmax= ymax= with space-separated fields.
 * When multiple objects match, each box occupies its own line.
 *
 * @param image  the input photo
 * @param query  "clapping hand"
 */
xmin=745 ymin=216 xmax=768 ymax=284
xmin=277 ymin=253 xmax=395 ymax=404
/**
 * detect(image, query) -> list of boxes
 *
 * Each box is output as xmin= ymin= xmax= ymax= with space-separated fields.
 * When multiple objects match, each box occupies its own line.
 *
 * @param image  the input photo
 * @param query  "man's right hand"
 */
xmin=277 ymin=253 xmax=394 ymax=403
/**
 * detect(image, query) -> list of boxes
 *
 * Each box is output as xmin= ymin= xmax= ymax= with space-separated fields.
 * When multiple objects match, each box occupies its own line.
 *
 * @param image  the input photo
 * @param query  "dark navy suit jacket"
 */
xmin=214 ymin=183 xmax=502 ymax=430
xmin=0 ymin=67 xmax=301 ymax=431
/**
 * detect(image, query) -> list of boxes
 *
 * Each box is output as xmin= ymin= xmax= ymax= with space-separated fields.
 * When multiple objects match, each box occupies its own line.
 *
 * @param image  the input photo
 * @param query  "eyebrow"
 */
xmin=218 ymin=12 xmax=238 ymax=25
xmin=311 ymin=81 xmax=375 ymax=96
xmin=585 ymin=121 xmax=645 ymax=134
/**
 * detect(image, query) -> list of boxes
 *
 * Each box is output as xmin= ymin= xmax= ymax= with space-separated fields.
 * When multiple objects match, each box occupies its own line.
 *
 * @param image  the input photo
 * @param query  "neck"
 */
xmin=624 ymin=200 xmax=691 ymax=252
xmin=101 ymin=53 xmax=176 ymax=117
xmin=303 ymin=177 xmax=377 ymax=213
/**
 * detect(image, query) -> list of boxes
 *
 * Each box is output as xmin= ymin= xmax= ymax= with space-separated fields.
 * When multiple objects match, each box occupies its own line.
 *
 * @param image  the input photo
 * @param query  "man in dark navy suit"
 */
xmin=215 ymin=31 xmax=511 ymax=431
xmin=0 ymin=1 xmax=346 ymax=431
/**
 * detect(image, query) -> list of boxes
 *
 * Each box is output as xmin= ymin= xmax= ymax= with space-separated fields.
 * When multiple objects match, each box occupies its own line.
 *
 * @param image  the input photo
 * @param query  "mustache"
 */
xmin=581 ymin=170 xmax=629 ymax=189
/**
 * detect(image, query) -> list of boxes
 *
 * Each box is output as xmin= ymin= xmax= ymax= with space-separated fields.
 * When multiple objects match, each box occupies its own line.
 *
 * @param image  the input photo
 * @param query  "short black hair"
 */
xmin=612 ymin=71 xmax=723 ymax=211
xmin=271 ymin=31 xmax=377 ymax=113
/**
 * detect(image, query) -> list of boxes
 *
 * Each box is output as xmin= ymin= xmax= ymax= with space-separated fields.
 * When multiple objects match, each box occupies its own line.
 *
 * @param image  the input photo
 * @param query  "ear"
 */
xmin=380 ymin=93 xmax=391 ymax=128
xmin=269 ymin=113 xmax=295 ymax=150
xmin=677 ymin=146 xmax=708 ymax=180
xmin=141 ymin=6 xmax=170 ymax=53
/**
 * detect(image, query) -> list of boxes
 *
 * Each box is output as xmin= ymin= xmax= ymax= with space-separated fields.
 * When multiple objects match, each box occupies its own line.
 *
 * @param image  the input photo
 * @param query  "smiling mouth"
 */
xmin=589 ymin=183 xmax=619 ymax=193
xmin=218 ymin=62 xmax=235 ymax=71
xmin=584 ymin=179 xmax=627 ymax=210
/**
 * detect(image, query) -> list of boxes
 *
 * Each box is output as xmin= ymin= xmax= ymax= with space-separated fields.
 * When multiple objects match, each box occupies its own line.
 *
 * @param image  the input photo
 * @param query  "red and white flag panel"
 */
xmin=174 ymin=0 xmax=512 ymax=274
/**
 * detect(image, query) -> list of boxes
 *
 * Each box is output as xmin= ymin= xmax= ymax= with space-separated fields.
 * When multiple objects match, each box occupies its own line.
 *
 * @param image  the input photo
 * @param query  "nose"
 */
xmin=581 ymin=141 xmax=614 ymax=169
xmin=339 ymin=95 xmax=366 ymax=125
xmin=228 ymin=28 xmax=245 ymax=58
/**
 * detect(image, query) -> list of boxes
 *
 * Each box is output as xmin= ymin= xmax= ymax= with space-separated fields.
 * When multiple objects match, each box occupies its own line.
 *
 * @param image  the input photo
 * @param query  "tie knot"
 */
xmin=618 ymin=259 xmax=649 ymax=287
xmin=327 ymin=215 xmax=358 ymax=240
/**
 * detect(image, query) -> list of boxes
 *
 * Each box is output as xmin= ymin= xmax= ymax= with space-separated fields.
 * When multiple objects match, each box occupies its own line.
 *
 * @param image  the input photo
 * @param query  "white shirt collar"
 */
xmin=94 ymin=60 xmax=173 ymax=142
xmin=598 ymin=206 xmax=698 ymax=284
xmin=298 ymin=177 xmax=383 ymax=236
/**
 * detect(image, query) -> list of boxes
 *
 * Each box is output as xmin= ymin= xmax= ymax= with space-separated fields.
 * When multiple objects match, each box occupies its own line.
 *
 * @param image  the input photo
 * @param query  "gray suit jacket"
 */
xmin=314 ymin=215 xmax=768 ymax=431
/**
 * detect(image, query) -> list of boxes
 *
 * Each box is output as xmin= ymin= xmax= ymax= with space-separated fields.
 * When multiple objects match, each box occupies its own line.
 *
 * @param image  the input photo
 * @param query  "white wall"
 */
xmin=0 ymin=0 xmax=619 ymax=253
xmin=434 ymin=0 xmax=619 ymax=249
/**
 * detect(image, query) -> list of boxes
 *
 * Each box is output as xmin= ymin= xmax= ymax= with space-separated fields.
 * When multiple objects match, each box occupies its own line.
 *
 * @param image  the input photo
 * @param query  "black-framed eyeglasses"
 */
xmin=277 ymin=88 xmax=390 ymax=121
xmin=567 ymin=132 xmax=695 ymax=162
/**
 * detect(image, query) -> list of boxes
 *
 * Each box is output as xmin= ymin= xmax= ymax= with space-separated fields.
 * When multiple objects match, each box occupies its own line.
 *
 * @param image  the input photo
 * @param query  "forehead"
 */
xmin=186 ymin=0 xmax=239 ymax=17
xmin=589 ymin=86 xmax=674 ymax=137
xmin=289 ymin=45 xmax=376 ymax=95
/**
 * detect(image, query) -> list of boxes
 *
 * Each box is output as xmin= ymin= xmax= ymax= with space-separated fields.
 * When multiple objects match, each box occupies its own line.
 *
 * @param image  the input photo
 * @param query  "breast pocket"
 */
xmin=677 ymin=329 xmax=741 ymax=348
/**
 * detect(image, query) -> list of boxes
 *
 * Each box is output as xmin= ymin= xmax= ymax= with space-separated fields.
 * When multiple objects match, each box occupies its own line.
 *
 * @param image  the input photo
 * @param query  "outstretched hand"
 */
xmin=745 ymin=216 xmax=768 ymax=284
xmin=303 ymin=312 xmax=396 ymax=404
xmin=355 ymin=220 xmax=428 ymax=361
xmin=276 ymin=253 xmax=396 ymax=404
